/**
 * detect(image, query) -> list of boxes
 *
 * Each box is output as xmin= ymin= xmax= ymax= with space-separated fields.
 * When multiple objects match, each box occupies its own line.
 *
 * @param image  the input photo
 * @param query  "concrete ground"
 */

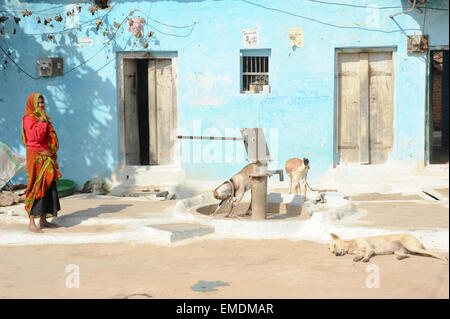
xmin=0 ymin=239 xmax=448 ymax=299
xmin=352 ymin=201 xmax=449 ymax=230
xmin=0 ymin=185 xmax=448 ymax=298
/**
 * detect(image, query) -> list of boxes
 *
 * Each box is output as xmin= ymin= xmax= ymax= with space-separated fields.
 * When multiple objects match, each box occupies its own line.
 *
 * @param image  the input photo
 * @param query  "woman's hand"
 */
xmin=35 ymin=109 xmax=47 ymax=122
xmin=36 ymin=113 xmax=45 ymax=122
xmin=39 ymin=150 xmax=53 ymax=156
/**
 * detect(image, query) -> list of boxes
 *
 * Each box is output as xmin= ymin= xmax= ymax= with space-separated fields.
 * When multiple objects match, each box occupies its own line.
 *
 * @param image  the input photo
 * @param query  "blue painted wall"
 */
xmin=0 ymin=0 xmax=448 ymax=186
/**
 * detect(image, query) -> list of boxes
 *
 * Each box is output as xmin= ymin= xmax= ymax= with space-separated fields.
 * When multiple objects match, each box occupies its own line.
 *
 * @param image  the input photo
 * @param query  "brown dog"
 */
xmin=285 ymin=157 xmax=309 ymax=197
xmin=329 ymin=233 xmax=448 ymax=262
xmin=212 ymin=163 xmax=255 ymax=217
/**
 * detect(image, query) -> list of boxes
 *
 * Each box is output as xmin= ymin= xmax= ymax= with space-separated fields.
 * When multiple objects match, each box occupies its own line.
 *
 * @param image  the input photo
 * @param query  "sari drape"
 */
xmin=22 ymin=93 xmax=62 ymax=215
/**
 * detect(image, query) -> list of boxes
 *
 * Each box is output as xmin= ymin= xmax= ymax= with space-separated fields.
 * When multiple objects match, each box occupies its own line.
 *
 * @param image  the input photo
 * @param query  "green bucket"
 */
xmin=56 ymin=179 xmax=76 ymax=198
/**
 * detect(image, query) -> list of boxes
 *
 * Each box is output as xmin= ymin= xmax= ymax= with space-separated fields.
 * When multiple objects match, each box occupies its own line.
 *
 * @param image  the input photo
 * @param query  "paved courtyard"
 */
xmin=0 ymin=183 xmax=448 ymax=299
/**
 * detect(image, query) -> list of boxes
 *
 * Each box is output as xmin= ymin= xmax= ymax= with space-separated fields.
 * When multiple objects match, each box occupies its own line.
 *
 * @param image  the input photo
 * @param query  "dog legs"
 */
xmin=301 ymin=175 xmax=307 ymax=198
xmin=352 ymin=249 xmax=371 ymax=262
xmin=362 ymin=250 xmax=375 ymax=262
xmin=353 ymin=252 xmax=365 ymax=262
xmin=292 ymin=174 xmax=301 ymax=195
xmin=394 ymin=249 xmax=410 ymax=260
xmin=402 ymin=244 xmax=448 ymax=261
xmin=245 ymin=197 xmax=252 ymax=216
xmin=291 ymin=173 xmax=307 ymax=199
xmin=351 ymin=244 xmax=444 ymax=262
xmin=389 ymin=241 xmax=410 ymax=260
xmin=211 ymin=199 xmax=227 ymax=216
xmin=225 ymin=188 xmax=246 ymax=218
xmin=288 ymin=174 xmax=293 ymax=194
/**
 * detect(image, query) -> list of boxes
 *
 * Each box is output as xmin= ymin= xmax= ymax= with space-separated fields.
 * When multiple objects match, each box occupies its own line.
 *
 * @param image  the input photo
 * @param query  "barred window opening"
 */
xmin=242 ymin=56 xmax=269 ymax=93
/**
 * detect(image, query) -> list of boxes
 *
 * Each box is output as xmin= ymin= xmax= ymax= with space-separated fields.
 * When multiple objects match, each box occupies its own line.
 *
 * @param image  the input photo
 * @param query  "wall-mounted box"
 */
xmin=36 ymin=57 xmax=64 ymax=77
xmin=407 ymin=35 xmax=428 ymax=54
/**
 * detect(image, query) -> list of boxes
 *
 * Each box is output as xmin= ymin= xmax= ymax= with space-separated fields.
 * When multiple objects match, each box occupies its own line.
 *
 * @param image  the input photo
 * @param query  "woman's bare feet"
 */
xmin=39 ymin=217 xmax=59 ymax=229
xmin=28 ymin=219 xmax=43 ymax=233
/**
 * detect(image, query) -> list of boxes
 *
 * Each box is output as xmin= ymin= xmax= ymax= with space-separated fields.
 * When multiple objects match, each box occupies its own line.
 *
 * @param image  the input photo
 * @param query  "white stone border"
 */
xmin=175 ymin=192 xmax=449 ymax=251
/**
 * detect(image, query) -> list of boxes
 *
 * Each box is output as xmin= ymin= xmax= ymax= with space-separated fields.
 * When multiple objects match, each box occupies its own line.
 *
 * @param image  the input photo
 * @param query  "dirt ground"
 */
xmin=353 ymin=201 xmax=449 ymax=230
xmin=0 ymin=239 xmax=448 ymax=299
xmin=1 ymin=187 xmax=448 ymax=299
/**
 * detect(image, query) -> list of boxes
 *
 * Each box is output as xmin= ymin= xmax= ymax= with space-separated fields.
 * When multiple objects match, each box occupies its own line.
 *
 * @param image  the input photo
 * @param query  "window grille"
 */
xmin=242 ymin=56 xmax=269 ymax=93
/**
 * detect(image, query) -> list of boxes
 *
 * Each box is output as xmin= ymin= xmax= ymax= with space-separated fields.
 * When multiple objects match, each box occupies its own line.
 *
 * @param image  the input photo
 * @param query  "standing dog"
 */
xmin=212 ymin=163 xmax=255 ymax=218
xmin=329 ymin=233 xmax=448 ymax=262
xmin=285 ymin=157 xmax=309 ymax=197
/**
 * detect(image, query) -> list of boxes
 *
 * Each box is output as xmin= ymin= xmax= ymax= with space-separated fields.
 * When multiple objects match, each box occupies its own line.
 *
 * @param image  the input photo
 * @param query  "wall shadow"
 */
xmin=0 ymin=2 xmax=125 ymax=188
xmin=0 ymin=0 xmax=208 ymax=192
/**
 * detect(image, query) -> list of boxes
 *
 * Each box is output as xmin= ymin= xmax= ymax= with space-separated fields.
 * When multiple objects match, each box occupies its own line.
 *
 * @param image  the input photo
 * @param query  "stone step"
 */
xmin=127 ymin=190 xmax=170 ymax=198
xmin=110 ymin=186 xmax=176 ymax=200
xmin=146 ymin=223 xmax=214 ymax=243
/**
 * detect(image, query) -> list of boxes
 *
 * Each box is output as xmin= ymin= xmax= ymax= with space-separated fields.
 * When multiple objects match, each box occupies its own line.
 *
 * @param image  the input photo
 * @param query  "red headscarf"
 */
xmin=24 ymin=92 xmax=51 ymax=121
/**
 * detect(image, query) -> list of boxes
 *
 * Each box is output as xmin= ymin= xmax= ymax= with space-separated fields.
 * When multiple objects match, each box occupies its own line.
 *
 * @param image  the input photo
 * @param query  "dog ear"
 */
xmin=330 ymin=233 xmax=340 ymax=240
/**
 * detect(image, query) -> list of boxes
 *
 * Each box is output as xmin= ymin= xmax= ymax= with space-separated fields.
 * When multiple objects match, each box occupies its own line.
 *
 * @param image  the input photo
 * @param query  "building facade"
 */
xmin=0 ymin=0 xmax=448 ymax=188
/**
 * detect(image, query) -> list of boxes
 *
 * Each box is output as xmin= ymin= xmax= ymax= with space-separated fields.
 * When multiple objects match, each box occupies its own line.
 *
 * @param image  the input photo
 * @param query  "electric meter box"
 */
xmin=36 ymin=57 xmax=64 ymax=77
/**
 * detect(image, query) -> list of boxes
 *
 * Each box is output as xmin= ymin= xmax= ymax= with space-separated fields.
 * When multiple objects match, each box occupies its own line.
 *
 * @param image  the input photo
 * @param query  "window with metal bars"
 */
xmin=241 ymin=55 xmax=269 ymax=93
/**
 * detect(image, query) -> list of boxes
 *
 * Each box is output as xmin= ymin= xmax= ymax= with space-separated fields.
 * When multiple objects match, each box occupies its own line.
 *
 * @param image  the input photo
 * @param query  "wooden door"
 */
xmin=148 ymin=59 xmax=176 ymax=165
xmin=123 ymin=59 xmax=140 ymax=165
xmin=368 ymin=52 xmax=394 ymax=164
xmin=337 ymin=53 xmax=362 ymax=163
xmin=337 ymin=51 xmax=393 ymax=164
xmin=148 ymin=60 xmax=157 ymax=164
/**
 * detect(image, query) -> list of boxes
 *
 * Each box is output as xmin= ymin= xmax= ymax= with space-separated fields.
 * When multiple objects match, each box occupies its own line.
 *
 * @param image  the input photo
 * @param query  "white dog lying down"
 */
xmin=212 ymin=163 xmax=256 ymax=218
xmin=329 ymin=233 xmax=448 ymax=262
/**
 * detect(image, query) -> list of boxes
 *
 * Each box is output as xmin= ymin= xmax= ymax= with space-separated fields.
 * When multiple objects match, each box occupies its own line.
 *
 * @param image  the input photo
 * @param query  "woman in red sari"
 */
xmin=22 ymin=93 xmax=62 ymax=233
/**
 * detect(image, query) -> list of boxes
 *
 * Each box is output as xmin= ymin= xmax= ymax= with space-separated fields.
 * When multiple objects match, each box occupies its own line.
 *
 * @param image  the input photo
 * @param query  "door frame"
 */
xmin=333 ymin=47 xmax=397 ymax=167
xmin=425 ymin=45 xmax=449 ymax=165
xmin=116 ymin=51 xmax=178 ymax=166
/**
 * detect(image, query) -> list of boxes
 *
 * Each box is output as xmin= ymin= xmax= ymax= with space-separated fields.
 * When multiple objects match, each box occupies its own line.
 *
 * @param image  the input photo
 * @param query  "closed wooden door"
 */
xmin=368 ymin=52 xmax=394 ymax=164
xmin=337 ymin=51 xmax=394 ymax=164
xmin=123 ymin=59 xmax=141 ymax=165
xmin=148 ymin=59 xmax=177 ymax=165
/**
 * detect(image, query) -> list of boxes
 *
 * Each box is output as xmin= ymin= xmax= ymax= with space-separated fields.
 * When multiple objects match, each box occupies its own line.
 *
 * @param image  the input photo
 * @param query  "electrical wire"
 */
xmin=306 ymin=0 xmax=400 ymax=10
xmin=64 ymin=14 xmax=129 ymax=75
xmin=94 ymin=30 xmax=161 ymax=73
xmin=305 ymin=0 xmax=448 ymax=11
xmin=2 ymin=3 xmax=195 ymax=38
xmin=117 ymin=8 xmax=197 ymax=38
xmin=0 ymin=12 xmax=129 ymax=79
xmin=24 ymin=3 xmax=118 ymax=36
xmin=143 ymin=21 xmax=197 ymax=38
xmin=422 ymin=7 xmax=427 ymax=34
xmin=0 ymin=1 xmax=90 ymax=15
xmin=241 ymin=0 xmax=422 ymax=33
xmin=0 ymin=45 xmax=41 ymax=79
xmin=94 ymin=54 xmax=115 ymax=73
xmin=6 ymin=0 xmax=433 ymax=79
xmin=129 ymin=8 xmax=197 ymax=37
xmin=133 ymin=8 xmax=197 ymax=29
xmin=0 ymin=1 xmax=198 ymax=79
